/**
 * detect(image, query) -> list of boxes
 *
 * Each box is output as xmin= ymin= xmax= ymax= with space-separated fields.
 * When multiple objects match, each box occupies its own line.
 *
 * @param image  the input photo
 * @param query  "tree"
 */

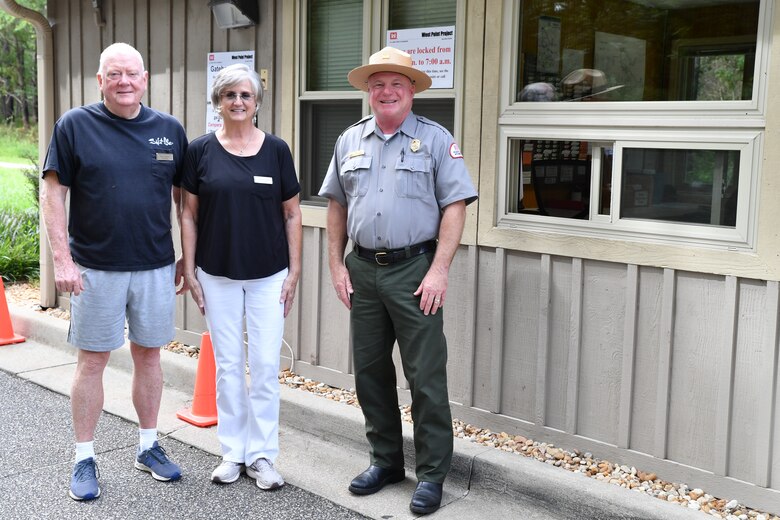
xmin=0 ymin=0 xmax=45 ymax=127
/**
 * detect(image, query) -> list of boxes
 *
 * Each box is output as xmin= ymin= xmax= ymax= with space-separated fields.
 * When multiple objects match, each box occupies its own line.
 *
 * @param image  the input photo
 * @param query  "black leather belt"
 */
xmin=354 ymin=240 xmax=436 ymax=266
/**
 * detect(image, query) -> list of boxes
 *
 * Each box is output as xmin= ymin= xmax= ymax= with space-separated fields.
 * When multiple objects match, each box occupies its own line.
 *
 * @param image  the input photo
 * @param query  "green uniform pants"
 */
xmin=345 ymin=250 xmax=453 ymax=483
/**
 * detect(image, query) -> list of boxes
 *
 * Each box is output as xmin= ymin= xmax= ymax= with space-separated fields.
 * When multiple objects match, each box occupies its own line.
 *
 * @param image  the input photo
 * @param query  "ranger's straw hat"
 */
xmin=348 ymin=46 xmax=432 ymax=92
xmin=561 ymin=68 xmax=623 ymax=101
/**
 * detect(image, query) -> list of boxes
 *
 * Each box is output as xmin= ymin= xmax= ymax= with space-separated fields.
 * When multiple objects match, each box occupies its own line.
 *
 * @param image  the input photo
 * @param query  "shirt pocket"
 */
xmin=151 ymin=148 xmax=176 ymax=182
xmin=341 ymin=155 xmax=372 ymax=198
xmin=251 ymin=175 xmax=276 ymax=199
xmin=394 ymin=155 xmax=432 ymax=199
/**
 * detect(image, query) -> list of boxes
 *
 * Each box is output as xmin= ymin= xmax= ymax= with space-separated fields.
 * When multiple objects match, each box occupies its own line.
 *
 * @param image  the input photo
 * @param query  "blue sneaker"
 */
xmin=69 ymin=457 xmax=100 ymax=501
xmin=134 ymin=441 xmax=182 ymax=481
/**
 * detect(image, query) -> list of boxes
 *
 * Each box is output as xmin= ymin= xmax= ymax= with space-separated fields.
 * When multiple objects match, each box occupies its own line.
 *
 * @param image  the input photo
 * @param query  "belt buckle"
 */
xmin=374 ymin=251 xmax=390 ymax=266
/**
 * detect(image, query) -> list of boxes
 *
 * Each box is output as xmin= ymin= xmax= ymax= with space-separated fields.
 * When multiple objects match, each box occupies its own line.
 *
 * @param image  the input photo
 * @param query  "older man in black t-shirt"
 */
xmin=41 ymin=42 xmax=187 ymax=501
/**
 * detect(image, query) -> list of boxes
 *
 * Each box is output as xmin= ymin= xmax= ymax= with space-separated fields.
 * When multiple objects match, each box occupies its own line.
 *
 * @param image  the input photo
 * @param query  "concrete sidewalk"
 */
xmin=5 ymin=303 xmax=704 ymax=520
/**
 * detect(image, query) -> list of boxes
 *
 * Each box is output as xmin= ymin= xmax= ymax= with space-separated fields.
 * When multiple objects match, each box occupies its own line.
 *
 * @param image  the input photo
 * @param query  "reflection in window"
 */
xmin=621 ymin=148 xmax=739 ymax=227
xmin=300 ymin=100 xmax=362 ymax=201
xmin=515 ymin=0 xmax=759 ymax=102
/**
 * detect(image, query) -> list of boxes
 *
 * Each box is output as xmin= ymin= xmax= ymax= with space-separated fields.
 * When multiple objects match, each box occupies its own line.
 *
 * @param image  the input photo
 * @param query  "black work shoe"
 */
xmin=410 ymin=481 xmax=443 ymax=514
xmin=348 ymin=465 xmax=405 ymax=495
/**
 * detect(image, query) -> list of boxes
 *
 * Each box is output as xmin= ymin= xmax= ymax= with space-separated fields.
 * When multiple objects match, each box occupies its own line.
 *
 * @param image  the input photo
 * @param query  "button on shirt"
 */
xmin=318 ymin=112 xmax=477 ymax=250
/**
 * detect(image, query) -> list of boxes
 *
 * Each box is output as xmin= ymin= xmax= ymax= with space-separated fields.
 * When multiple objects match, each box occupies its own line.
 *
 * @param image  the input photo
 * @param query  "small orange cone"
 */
xmin=176 ymin=331 xmax=218 ymax=427
xmin=0 ymin=279 xmax=25 ymax=346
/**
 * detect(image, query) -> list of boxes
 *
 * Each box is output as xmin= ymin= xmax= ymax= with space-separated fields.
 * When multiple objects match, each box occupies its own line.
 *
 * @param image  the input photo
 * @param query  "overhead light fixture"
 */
xmin=208 ymin=0 xmax=258 ymax=29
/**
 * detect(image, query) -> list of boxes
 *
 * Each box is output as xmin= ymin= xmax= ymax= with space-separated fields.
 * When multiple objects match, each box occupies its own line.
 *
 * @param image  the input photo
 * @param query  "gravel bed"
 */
xmin=6 ymin=282 xmax=779 ymax=520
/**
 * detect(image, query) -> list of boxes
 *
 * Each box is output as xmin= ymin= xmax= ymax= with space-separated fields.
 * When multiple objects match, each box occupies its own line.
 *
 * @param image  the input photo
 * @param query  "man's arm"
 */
xmin=40 ymin=171 xmax=83 ymax=295
xmin=413 ymin=199 xmax=466 ymax=315
xmin=326 ymin=199 xmax=353 ymax=309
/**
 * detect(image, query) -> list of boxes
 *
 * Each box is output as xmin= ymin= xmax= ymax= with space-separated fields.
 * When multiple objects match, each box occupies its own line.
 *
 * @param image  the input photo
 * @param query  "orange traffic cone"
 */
xmin=0 ymin=279 xmax=25 ymax=346
xmin=176 ymin=331 xmax=218 ymax=427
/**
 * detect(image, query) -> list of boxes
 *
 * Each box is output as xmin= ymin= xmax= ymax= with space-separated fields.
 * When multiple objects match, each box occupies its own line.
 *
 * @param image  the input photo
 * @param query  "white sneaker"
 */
xmin=246 ymin=458 xmax=284 ymax=490
xmin=211 ymin=461 xmax=244 ymax=484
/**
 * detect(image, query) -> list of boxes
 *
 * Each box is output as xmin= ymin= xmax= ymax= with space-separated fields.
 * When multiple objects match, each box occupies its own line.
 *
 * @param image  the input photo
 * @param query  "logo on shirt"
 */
xmin=449 ymin=142 xmax=463 ymax=159
xmin=149 ymin=137 xmax=174 ymax=146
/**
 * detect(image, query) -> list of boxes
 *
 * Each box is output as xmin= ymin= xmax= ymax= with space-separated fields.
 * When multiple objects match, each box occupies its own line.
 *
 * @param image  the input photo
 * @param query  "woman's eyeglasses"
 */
xmin=221 ymin=92 xmax=255 ymax=101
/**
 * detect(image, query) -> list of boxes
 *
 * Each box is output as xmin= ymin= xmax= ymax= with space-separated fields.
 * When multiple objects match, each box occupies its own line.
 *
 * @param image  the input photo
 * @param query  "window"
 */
xmin=299 ymin=0 xmax=363 ymax=202
xmin=500 ymin=131 xmax=759 ymax=248
xmin=498 ymin=0 xmax=768 ymax=250
xmin=515 ymin=0 xmax=760 ymax=103
xmin=298 ymin=0 xmax=459 ymax=202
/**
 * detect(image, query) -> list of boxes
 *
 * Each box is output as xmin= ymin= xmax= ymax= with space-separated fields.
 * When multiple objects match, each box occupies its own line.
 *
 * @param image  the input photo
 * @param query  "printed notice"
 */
xmin=206 ymin=51 xmax=255 ymax=133
xmin=387 ymin=26 xmax=455 ymax=89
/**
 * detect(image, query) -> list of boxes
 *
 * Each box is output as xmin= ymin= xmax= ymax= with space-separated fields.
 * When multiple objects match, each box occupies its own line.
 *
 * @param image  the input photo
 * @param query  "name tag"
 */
xmin=156 ymin=152 xmax=174 ymax=161
xmin=254 ymin=176 xmax=273 ymax=185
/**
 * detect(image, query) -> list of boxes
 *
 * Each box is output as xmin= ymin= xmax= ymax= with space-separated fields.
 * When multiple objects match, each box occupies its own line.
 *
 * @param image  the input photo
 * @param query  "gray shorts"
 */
xmin=68 ymin=263 xmax=176 ymax=352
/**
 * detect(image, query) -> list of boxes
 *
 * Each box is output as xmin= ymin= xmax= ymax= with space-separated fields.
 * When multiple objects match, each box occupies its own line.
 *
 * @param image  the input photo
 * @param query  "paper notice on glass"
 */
xmin=206 ymin=51 xmax=255 ymax=133
xmin=387 ymin=26 xmax=455 ymax=89
xmin=537 ymin=16 xmax=561 ymax=74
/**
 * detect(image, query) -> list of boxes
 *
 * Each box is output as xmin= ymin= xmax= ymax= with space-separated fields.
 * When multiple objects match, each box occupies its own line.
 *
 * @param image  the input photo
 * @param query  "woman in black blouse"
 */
xmin=180 ymin=63 xmax=301 ymax=489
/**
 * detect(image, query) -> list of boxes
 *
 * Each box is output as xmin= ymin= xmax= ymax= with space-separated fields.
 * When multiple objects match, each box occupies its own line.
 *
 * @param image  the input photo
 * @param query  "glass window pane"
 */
xmin=300 ymin=100 xmax=363 ymax=201
xmin=389 ymin=0 xmax=456 ymax=29
xmin=620 ymin=148 xmax=739 ymax=227
xmin=512 ymin=139 xmax=609 ymax=219
xmin=515 ymin=0 xmax=759 ymax=103
xmin=412 ymin=98 xmax=454 ymax=134
xmin=307 ymin=0 xmax=363 ymax=91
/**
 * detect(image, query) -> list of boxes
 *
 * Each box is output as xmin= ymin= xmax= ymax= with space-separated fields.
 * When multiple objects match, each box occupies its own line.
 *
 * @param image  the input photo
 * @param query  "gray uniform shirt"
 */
xmin=319 ymin=112 xmax=478 ymax=250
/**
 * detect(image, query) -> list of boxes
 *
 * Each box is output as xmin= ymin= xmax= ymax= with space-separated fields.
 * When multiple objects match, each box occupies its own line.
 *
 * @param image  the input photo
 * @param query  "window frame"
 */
xmin=495 ymin=0 xmax=772 ymax=251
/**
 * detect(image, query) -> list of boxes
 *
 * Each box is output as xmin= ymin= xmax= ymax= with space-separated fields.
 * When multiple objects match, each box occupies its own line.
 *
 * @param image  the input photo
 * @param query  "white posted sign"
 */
xmin=387 ymin=26 xmax=455 ymax=89
xmin=206 ymin=51 xmax=255 ymax=133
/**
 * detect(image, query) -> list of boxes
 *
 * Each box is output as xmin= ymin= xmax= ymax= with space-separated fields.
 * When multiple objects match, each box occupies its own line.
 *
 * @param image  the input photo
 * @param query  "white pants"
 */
xmin=197 ymin=267 xmax=287 ymax=464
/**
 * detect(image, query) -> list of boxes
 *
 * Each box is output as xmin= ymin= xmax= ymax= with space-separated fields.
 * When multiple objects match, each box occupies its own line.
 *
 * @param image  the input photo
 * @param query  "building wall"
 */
xmin=46 ymin=0 xmax=780 ymax=512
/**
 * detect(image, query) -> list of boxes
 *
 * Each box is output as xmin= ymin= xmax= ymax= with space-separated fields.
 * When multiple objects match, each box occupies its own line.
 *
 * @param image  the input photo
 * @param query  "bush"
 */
xmin=0 ymin=208 xmax=39 ymax=282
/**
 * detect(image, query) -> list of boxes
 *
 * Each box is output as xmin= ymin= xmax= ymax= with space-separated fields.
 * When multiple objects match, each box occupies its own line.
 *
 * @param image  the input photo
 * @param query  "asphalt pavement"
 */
xmin=2 ymin=303 xmax=707 ymax=520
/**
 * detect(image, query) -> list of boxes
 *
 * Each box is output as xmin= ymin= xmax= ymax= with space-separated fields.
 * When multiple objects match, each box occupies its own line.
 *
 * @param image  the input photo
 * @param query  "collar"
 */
xmin=361 ymin=112 xmax=418 ymax=140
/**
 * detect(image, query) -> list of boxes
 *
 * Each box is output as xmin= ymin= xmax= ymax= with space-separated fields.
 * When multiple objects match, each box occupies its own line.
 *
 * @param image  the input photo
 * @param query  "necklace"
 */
xmin=222 ymin=130 xmax=253 ymax=156
xmin=235 ymin=131 xmax=253 ymax=155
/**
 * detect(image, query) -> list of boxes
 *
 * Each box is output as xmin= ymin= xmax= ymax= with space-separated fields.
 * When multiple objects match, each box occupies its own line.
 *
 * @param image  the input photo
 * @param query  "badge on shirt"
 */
xmin=254 ymin=176 xmax=273 ymax=184
xmin=410 ymin=139 xmax=421 ymax=153
xmin=449 ymin=142 xmax=463 ymax=159
xmin=348 ymin=150 xmax=365 ymax=158
xmin=156 ymin=152 xmax=174 ymax=161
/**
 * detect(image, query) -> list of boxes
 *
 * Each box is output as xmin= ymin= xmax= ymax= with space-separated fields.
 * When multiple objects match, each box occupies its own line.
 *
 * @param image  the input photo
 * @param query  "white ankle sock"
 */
xmin=75 ymin=441 xmax=95 ymax=462
xmin=139 ymin=428 xmax=158 ymax=451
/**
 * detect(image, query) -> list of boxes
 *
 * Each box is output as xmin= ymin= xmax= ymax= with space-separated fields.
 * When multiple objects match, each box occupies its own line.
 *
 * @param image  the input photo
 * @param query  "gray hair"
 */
xmin=210 ymin=63 xmax=263 ymax=110
xmin=99 ymin=43 xmax=145 ymax=75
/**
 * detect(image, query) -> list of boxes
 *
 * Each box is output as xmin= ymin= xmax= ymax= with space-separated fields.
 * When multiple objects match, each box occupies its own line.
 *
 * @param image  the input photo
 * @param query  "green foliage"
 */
xmin=0 ymin=208 xmax=39 ymax=282
xmin=0 ymin=0 xmax=46 ymax=126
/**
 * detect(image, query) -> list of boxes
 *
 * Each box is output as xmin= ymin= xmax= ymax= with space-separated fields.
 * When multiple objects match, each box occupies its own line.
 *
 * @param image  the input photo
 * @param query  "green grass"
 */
xmin=0 ymin=167 xmax=37 ymax=212
xmin=0 ymin=124 xmax=37 ymax=163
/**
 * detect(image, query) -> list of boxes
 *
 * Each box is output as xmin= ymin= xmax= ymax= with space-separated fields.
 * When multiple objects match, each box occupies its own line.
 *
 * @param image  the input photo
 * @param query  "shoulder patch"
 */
xmin=449 ymin=142 xmax=463 ymax=159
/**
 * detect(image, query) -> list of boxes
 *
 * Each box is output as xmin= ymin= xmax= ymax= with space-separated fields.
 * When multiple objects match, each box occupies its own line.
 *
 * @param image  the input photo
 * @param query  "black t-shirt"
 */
xmin=42 ymin=103 xmax=187 ymax=271
xmin=181 ymin=132 xmax=301 ymax=280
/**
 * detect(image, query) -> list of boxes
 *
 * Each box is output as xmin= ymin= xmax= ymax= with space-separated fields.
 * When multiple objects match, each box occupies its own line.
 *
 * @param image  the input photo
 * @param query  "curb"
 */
xmin=9 ymin=303 xmax=703 ymax=519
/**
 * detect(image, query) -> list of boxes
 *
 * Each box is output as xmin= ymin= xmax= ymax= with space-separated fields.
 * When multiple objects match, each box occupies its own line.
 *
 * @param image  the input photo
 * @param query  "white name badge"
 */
xmin=253 ymin=176 xmax=273 ymax=184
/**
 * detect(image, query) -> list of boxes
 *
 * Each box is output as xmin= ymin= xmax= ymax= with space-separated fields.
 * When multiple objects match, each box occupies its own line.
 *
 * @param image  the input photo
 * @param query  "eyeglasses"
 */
xmin=368 ymin=80 xmax=411 ymax=92
xmin=220 ymin=91 xmax=255 ymax=101
xmin=105 ymin=70 xmax=142 ymax=81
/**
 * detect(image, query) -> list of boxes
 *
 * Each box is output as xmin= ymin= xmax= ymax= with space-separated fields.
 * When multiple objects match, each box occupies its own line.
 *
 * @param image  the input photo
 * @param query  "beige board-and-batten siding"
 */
xmin=267 ymin=227 xmax=780 ymax=513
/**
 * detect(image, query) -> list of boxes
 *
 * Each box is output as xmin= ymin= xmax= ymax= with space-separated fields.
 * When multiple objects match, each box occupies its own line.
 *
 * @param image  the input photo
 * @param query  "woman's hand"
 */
xmin=186 ymin=271 xmax=205 ymax=315
xmin=280 ymin=272 xmax=299 ymax=318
